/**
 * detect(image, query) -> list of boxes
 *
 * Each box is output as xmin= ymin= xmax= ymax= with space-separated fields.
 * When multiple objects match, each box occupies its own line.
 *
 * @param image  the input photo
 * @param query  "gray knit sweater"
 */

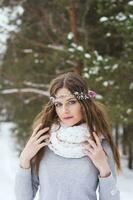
xmin=15 ymin=139 xmax=120 ymax=200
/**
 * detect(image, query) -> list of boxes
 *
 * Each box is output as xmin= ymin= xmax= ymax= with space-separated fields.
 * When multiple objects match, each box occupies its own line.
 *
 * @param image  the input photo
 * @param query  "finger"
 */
xmin=83 ymin=136 xmax=97 ymax=148
xmin=37 ymin=134 xmax=50 ymax=144
xmin=38 ymin=141 xmax=49 ymax=150
xmin=84 ymin=135 xmax=91 ymax=141
xmin=82 ymin=149 xmax=92 ymax=158
xmin=32 ymin=123 xmax=43 ymax=136
xmin=34 ymin=127 xmax=50 ymax=140
xmin=92 ymin=132 xmax=101 ymax=146
xmin=83 ymin=145 xmax=94 ymax=154
xmin=87 ymin=138 xmax=97 ymax=148
xmin=84 ymin=135 xmax=94 ymax=141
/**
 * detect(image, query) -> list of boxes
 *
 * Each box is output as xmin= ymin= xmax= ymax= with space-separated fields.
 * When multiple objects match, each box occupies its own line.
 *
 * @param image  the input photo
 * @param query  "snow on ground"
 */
xmin=117 ymin=158 xmax=133 ymax=200
xmin=0 ymin=122 xmax=132 ymax=200
xmin=0 ymin=122 xmax=18 ymax=200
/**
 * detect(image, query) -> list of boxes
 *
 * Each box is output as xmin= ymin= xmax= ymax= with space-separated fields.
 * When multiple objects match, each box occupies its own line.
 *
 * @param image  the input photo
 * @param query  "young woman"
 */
xmin=15 ymin=72 xmax=121 ymax=200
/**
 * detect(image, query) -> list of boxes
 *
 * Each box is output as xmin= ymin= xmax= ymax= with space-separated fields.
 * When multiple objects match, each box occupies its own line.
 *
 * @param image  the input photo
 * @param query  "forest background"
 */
xmin=0 ymin=0 xmax=133 ymax=170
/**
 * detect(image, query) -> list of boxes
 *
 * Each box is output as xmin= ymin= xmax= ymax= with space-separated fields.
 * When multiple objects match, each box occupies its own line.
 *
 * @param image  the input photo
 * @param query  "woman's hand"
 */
xmin=20 ymin=123 xmax=50 ymax=168
xmin=81 ymin=132 xmax=111 ymax=177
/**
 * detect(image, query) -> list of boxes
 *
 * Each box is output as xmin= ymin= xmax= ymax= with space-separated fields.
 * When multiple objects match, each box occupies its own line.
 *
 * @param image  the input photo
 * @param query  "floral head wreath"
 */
xmin=73 ymin=90 xmax=96 ymax=100
xmin=49 ymin=89 xmax=97 ymax=103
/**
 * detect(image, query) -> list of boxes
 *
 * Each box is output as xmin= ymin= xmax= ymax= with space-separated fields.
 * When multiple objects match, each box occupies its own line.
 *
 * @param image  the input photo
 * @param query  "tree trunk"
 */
xmin=67 ymin=0 xmax=83 ymax=75
xmin=122 ymin=125 xmax=127 ymax=155
xmin=115 ymin=123 xmax=119 ymax=146
xmin=68 ymin=0 xmax=78 ymax=43
xmin=128 ymin=141 xmax=133 ymax=169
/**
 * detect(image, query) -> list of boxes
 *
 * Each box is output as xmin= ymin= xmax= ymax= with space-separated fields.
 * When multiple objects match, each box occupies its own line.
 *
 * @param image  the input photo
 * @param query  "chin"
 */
xmin=62 ymin=120 xmax=81 ymax=127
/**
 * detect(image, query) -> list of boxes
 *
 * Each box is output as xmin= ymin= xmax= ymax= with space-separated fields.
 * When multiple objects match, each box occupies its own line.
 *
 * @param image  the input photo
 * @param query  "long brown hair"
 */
xmin=31 ymin=72 xmax=121 ymax=174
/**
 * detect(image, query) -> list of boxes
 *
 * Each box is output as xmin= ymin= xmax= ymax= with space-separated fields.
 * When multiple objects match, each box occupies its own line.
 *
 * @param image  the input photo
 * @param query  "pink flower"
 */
xmin=88 ymin=90 xmax=97 ymax=98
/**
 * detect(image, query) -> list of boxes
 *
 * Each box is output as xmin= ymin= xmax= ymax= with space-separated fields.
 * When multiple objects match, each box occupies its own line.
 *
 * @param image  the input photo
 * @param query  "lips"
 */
xmin=63 ymin=116 xmax=73 ymax=120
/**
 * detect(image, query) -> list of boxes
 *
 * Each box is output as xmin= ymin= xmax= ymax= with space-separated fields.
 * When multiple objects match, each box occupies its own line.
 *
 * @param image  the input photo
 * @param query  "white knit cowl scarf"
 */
xmin=48 ymin=122 xmax=91 ymax=158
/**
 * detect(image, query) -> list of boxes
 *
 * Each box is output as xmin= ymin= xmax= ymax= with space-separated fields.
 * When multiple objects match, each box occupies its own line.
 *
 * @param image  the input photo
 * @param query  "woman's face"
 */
xmin=54 ymin=87 xmax=83 ymax=126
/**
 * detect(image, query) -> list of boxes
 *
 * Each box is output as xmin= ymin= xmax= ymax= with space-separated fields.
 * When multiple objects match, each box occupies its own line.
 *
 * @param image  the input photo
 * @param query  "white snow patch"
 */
xmin=115 ymin=12 xmax=127 ymax=21
xmin=99 ymin=16 xmax=108 ymax=22
xmin=84 ymin=53 xmax=91 ymax=59
xmin=128 ymin=1 xmax=133 ymax=6
xmin=67 ymin=32 xmax=74 ymax=40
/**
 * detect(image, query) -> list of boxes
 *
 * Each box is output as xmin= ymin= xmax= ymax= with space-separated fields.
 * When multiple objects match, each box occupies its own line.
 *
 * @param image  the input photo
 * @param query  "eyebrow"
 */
xmin=54 ymin=97 xmax=76 ymax=103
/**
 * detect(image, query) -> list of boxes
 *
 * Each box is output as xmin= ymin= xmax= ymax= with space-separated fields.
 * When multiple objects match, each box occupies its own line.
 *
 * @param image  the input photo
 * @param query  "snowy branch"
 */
xmin=0 ymin=88 xmax=49 ymax=96
xmin=23 ymin=81 xmax=49 ymax=88
xmin=17 ymin=34 xmax=65 ymax=51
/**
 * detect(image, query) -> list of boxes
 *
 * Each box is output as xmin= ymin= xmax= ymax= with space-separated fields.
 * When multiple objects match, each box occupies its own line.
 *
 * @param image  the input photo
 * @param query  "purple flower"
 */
xmin=88 ymin=90 xmax=97 ymax=98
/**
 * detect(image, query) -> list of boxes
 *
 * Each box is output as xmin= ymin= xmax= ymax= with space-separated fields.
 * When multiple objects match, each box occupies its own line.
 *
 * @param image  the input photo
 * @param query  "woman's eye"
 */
xmin=55 ymin=100 xmax=77 ymax=107
xmin=69 ymin=100 xmax=76 ymax=105
xmin=55 ymin=103 xmax=61 ymax=107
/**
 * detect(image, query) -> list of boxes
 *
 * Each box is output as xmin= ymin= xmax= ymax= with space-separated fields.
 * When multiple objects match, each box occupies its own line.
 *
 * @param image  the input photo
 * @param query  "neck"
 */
xmin=73 ymin=119 xmax=85 ymax=126
xmin=60 ymin=119 xmax=86 ymax=127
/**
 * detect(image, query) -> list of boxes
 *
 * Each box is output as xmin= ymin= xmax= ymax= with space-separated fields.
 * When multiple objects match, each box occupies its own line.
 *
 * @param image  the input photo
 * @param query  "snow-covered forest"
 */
xmin=0 ymin=0 xmax=133 ymax=199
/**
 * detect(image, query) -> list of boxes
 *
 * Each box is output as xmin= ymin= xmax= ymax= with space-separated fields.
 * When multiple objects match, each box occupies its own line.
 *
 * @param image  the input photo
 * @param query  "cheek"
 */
xmin=55 ymin=108 xmax=60 ymax=115
xmin=55 ymin=108 xmax=63 ymax=117
xmin=72 ymin=104 xmax=83 ymax=116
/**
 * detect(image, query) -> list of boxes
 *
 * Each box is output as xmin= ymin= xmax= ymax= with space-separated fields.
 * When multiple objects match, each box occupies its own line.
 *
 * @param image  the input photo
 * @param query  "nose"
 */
xmin=62 ymin=104 xmax=69 ymax=114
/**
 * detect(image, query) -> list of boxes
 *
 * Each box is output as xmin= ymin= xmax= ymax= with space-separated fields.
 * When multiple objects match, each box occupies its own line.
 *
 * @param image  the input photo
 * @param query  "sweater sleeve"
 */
xmin=15 ymin=163 xmax=39 ymax=200
xmin=98 ymin=139 xmax=120 ymax=200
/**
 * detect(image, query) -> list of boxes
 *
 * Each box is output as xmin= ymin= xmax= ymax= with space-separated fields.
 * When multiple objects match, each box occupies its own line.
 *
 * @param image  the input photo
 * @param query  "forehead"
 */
xmin=56 ymin=87 xmax=71 ymax=96
xmin=54 ymin=88 xmax=75 ymax=102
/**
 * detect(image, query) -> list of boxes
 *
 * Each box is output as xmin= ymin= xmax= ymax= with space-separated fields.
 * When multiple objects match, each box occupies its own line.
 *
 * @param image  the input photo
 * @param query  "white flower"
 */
xmin=99 ymin=16 xmax=108 ymax=22
xmin=67 ymin=32 xmax=74 ymax=40
xmin=84 ymin=53 xmax=91 ymax=59
xmin=77 ymin=45 xmax=84 ymax=52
